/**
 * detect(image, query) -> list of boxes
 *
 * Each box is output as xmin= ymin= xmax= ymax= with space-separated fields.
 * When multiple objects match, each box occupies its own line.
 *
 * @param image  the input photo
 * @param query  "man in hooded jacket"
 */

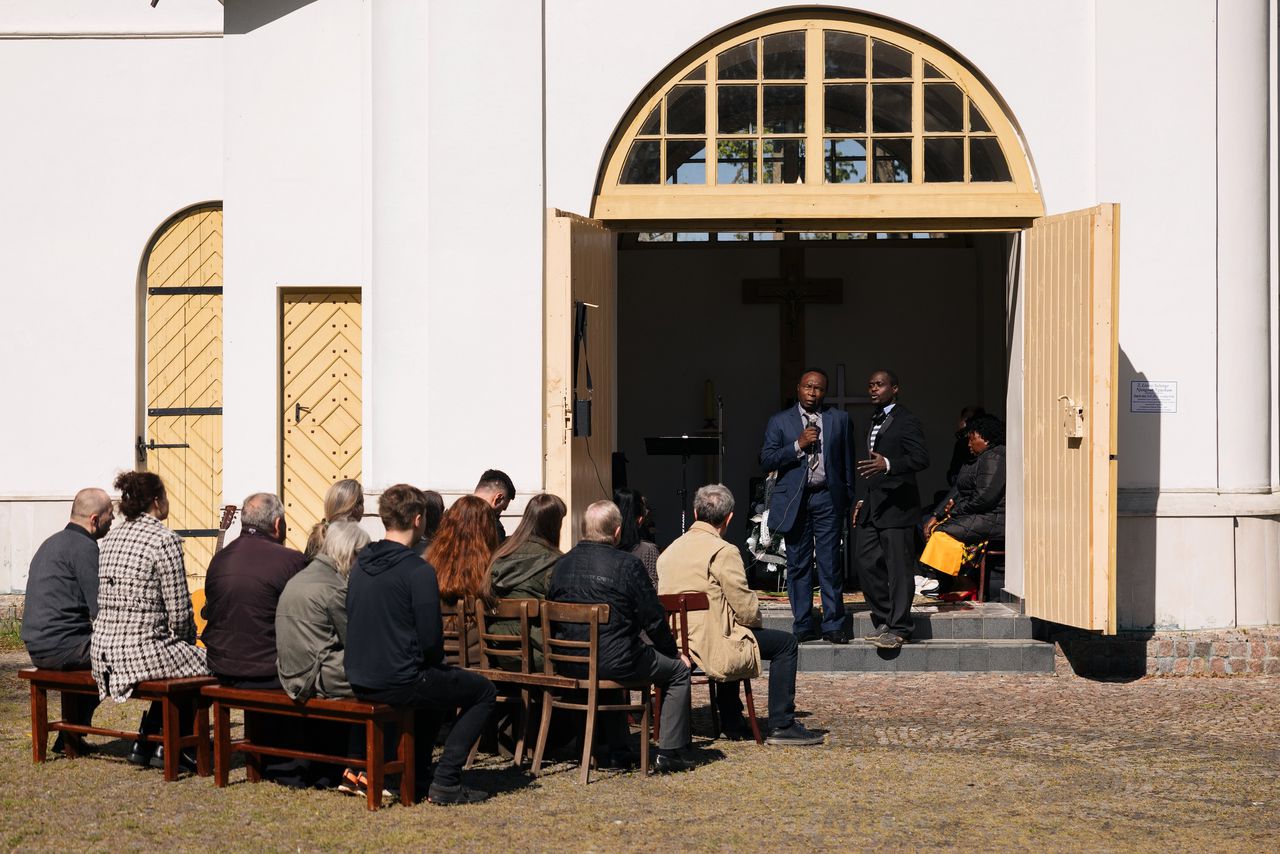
xmin=346 ymin=484 xmax=497 ymax=806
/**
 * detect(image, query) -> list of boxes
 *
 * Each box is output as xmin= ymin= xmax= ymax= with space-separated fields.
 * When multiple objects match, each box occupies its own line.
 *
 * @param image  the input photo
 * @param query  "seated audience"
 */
xmin=474 ymin=469 xmax=515 ymax=544
xmin=658 ymin=485 xmax=823 ymax=746
xmin=614 ymin=487 xmax=659 ymax=587
xmin=427 ymin=495 xmax=499 ymax=665
xmin=91 ymin=472 xmax=209 ymax=771
xmin=346 ymin=484 xmax=497 ymax=805
xmin=203 ymin=492 xmax=313 ymax=786
xmin=486 ymin=493 xmax=567 ymax=670
xmin=923 ymin=414 xmax=1006 ymax=599
xmin=416 ymin=489 xmax=446 ymax=554
xmin=303 ymin=478 xmax=365 ymax=560
xmin=276 ymin=519 xmax=372 ymax=796
xmin=21 ymin=487 xmax=114 ymax=754
xmin=945 ymin=405 xmax=987 ymax=487
xmin=548 ymin=500 xmax=694 ymax=774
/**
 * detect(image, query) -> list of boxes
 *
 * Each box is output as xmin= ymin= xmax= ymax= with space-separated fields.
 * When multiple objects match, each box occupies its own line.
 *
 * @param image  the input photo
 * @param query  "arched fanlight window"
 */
xmin=593 ymin=11 xmax=1043 ymax=226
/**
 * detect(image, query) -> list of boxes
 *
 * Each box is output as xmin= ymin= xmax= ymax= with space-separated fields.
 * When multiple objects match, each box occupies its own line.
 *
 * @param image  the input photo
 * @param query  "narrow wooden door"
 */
xmin=544 ymin=210 xmax=617 ymax=544
xmin=1023 ymin=204 xmax=1119 ymax=632
xmin=143 ymin=206 xmax=223 ymax=584
xmin=280 ymin=290 xmax=362 ymax=552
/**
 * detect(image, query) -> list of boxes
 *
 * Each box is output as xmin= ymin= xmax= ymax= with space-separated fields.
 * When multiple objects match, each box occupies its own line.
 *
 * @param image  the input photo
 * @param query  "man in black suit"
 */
xmin=854 ymin=370 xmax=930 ymax=649
xmin=760 ymin=368 xmax=855 ymax=644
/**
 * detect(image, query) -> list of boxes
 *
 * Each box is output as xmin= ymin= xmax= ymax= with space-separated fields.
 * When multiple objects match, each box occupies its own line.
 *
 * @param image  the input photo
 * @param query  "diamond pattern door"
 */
xmin=281 ymin=290 xmax=362 ymax=552
xmin=144 ymin=207 xmax=223 ymax=584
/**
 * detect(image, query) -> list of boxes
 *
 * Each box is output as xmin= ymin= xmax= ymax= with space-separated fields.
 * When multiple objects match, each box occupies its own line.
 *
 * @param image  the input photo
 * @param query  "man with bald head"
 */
xmin=21 ymin=487 xmax=114 ymax=753
xmin=548 ymin=500 xmax=694 ymax=773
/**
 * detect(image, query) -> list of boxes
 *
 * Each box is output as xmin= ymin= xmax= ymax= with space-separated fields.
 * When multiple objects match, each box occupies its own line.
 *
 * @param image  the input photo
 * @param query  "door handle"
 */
xmin=294 ymin=403 xmax=312 ymax=424
xmin=136 ymin=435 xmax=191 ymax=462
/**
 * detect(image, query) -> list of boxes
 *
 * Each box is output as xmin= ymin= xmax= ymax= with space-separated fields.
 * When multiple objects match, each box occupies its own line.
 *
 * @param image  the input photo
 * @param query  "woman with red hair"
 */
xmin=426 ymin=495 xmax=499 ymax=665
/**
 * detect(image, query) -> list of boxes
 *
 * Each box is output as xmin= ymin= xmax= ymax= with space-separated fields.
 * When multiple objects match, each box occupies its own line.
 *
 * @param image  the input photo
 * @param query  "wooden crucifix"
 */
xmin=742 ymin=237 xmax=843 ymax=407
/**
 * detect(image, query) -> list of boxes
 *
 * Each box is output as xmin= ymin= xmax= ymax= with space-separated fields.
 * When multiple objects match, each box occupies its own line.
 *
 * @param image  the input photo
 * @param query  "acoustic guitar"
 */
xmin=214 ymin=504 xmax=238 ymax=554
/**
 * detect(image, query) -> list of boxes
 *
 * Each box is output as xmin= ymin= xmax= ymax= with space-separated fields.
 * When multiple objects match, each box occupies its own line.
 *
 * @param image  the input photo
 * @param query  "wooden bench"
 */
xmin=18 ymin=667 xmax=216 ymax=781
xmin=202 ymin=685 xmax=415 ymax=811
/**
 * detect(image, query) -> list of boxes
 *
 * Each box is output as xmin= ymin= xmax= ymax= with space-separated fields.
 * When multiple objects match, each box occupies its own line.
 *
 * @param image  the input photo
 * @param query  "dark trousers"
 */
xmin=356 ymin=665 xmax=497 ymax=793
xmin=30 ymin=639 xmax=99 ymax=731
xmin=784 ymin=487 xmax=846 ymax=634
xmin=716 ymin=627 xmax=798 ymax=731
xmin=603 ymin=648 xmax=692 ymax=753
xmin=855 ymin=524 xmax=917 ymax=638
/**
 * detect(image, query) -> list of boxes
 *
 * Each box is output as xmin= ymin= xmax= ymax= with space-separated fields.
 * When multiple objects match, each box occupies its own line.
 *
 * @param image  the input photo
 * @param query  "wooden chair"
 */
xmin=655 ymin=592 xmax=764 ymax=745
xmin=19 ymin=668 xmax=215 ymax=781
xmin=530 ymin=602 xmax=651 ymax=783
xmin=977 ymin=547 xmax=1006 ymax=602
xmin=440 ymin=597 xmax=474 ymax=668
xmin=467 ymin=597 xmax=542 ymax=767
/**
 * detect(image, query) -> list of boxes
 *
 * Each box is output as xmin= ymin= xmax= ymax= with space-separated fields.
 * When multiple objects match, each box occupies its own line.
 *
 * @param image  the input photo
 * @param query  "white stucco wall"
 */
xmin=0 ymin=3 xmax=223 ymax=591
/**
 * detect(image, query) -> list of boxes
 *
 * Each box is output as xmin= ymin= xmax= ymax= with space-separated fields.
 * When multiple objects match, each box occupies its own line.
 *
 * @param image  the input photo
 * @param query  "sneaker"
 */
xmin=651 ymin=752 xmax=695 ymax=774
xmin=766 ymin=722 xmax=825 ymax=746
xmin=871 ymin=632 xmax=906 ymax=650
xmin=427 ymin=783 xmax=491 ymax=805
xmin=338 ymin=769 xmax=395 ymax=804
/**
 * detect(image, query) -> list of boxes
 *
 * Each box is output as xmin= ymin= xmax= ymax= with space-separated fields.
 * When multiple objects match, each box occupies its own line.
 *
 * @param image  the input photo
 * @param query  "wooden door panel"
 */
xmin=144 ymin=208 xmax=223 ymax=586
xmin=1023 ymin=204 xmax=1118 ymax=632
xmin=281 ymin=291 xmax=362 ymax=553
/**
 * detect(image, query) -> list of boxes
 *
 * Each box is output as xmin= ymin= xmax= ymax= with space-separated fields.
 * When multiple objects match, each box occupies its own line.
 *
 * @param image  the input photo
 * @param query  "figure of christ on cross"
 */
xmin=742 ymin=237 xmax=844 ymax=407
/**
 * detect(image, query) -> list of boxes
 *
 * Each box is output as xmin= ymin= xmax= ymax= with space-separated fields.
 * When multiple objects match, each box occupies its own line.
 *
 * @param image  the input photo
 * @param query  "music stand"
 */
xmin=644 ymin=434 xmax=721 ymax=533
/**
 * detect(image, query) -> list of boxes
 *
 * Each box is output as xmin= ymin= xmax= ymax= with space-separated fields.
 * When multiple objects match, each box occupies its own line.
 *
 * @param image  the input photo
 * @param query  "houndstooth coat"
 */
xmin=91 ymin=514 xmax=209 ymax=701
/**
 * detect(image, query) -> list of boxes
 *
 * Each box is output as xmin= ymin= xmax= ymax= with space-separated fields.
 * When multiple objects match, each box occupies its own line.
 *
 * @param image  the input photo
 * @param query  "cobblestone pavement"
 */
xmin=1 ymin=651 xmax=1277 ymax=851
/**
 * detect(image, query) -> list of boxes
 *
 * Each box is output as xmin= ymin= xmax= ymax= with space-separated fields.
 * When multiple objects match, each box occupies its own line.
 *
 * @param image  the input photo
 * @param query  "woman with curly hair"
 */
xmin=426 ymin=494 xmax=498 ymax=665
xmin=91 ymin=471 xmax=209 ymax=771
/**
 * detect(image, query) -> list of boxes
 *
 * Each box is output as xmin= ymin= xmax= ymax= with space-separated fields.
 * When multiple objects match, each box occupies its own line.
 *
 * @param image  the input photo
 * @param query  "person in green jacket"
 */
xmin=485 ymin=493 xmax=566 ymax=671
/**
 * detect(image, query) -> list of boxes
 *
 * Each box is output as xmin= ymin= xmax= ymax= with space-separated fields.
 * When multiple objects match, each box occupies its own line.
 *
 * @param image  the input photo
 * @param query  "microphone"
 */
xmin=806 ymin=413 xmax=821 ymax=471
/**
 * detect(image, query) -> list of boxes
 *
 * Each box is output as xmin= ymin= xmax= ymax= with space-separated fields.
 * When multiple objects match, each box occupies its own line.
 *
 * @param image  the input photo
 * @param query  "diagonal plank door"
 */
xmin=281 ymin=290 xmax=362 ymax=552
xmin=1023 ymin=204 xmax=1119 ymax=632
xmin=144 ymin=207 xmax=223 ymax=585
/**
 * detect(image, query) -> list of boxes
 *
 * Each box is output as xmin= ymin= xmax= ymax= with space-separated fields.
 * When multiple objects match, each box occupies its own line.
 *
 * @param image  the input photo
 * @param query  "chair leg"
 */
xmin=161 ymin=697 xmax=179 ymax=781
xmin=708 ymin=681 xmax=720 ymax=738
xmin=742 ymin=679 xmax=765 ymax=744
xmin=978 ymin=552 xmax=989 ymax=602
xmin=513 ymin=690 xmax=529 ymax=767
xmin=399 ymin=711 xmax=415 ymax=807
xmin=638 ymin=692 xmax=650 ymax=776
xmin=465 ymin=733 xmax=481 ymax=770
xmin=213 ymin=702 xmax=231 ymax=787
xmin=365 ymin=720 xmax=381 ymax=811
xmin=30 ymin=683 xmax=48 ymax=763
xmin=194 ymin=698 xmax=212 ymax=777
xmin=579 ymin=686 xmax=598 ymax=785
xmin=530 ymin=689 xmax=555 ymax=776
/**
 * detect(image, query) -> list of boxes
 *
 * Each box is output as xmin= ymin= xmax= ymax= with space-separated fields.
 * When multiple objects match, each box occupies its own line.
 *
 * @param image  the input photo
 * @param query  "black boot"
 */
xmin=128 ymin=713 xmax=156 ymax=766
xmin=150 ymin=745 xmax=199 ymax=774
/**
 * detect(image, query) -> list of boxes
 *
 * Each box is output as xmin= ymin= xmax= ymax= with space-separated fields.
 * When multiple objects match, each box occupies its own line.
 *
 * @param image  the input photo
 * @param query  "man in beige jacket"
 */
xmin=658 ymin=484 xmax=823 ymax=746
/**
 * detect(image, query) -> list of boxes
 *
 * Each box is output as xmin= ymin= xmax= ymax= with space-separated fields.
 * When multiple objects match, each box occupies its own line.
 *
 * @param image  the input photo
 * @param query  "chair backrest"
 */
xmin=474 ymin=598 xmax=537 ymax=673
xmin=540 ymin=600 xmax=611 ymax=681
xmin=439 ymin=596 xmax=474 ymax=668
xmin=657 ymin=592 xmax=710 ymax=658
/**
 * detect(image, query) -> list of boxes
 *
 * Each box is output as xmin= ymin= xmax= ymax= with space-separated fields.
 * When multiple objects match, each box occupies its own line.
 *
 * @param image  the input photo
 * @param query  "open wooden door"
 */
xmin=544 ymin=210 xmax=617 ymax=544
xmin=1023 ymin=204 xmax=1119 ymax=632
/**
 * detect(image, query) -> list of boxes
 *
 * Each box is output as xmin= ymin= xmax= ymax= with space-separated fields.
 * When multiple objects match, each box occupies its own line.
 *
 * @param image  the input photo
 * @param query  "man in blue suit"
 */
xmin=760 ymin=368 xmax=855 ymax=644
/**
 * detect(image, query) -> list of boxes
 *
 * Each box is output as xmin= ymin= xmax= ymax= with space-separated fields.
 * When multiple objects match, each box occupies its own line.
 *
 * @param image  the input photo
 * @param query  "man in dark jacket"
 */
xmin=21 ymin=487 xmax=113 ymax=753
xmin=854 ymin=370 xmax=930 ymax=649
xmin=547 ymin=500 xmax=694 ymax=774
xmin=202 ymin=492 xmax=309 ymax=783
xmin=346 ymin=484 xmax=496 ymax=806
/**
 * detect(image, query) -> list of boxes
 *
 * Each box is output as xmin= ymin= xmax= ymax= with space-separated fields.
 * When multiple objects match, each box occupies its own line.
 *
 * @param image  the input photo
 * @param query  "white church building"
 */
xmin=1 ymin=0 xmax=1276 ymax=636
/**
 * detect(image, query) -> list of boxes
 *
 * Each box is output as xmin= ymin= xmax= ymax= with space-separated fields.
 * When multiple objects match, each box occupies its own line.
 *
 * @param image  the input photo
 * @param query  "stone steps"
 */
xmin=756 ymin=601 xmax=1055 ymax=673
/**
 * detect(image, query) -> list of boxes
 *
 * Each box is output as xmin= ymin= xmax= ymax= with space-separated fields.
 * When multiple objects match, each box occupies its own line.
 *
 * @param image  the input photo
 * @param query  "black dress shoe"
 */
xmin=51 ymin=733 xmax=93 ymax=756
xmin=149 ymin=745 xmax=199 ymax=774
xmin=794 ymin=629 xmax=822 ymax=643
xmin=719 ymin=714 xmax=752 ymax=741
xmin=822 ymin=630 xmax=850 ymax=645
xmin=127 ymin=740 xmax=155 ymax=767
xmin=427 ymin=783 xmax=491 ymax=805
xmin=652 ymin=752 xmax=694 ymax=775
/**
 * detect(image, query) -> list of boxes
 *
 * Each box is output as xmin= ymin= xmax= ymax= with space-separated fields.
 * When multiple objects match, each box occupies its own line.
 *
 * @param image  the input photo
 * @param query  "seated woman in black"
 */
xmin=925 ymin=413 xmax=1006 ymax=546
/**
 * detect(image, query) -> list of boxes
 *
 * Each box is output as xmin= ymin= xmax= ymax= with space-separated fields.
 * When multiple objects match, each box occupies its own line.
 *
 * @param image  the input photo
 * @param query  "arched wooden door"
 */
xmin=140 ymin=205 xmax=223 ymax=585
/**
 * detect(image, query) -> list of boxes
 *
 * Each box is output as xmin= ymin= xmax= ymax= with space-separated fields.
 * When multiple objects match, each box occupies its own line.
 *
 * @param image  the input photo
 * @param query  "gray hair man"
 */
xmin=658 ymin=484 xmax=823 ymax=745
xmin=21 ymin=487 xmax=114 ymax=754
xmin=202 ymin=492 xmax=310 ymax=783
xmin=548 ymin=500 xmax=695 ymax=773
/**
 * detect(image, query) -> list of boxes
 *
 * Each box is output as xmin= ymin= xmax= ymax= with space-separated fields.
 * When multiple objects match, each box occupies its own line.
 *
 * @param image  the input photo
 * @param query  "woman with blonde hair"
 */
xmin=304 ymin=478 xmax=364 ymax=560
xmin=426 ymin=494 xmax=499 ymax=664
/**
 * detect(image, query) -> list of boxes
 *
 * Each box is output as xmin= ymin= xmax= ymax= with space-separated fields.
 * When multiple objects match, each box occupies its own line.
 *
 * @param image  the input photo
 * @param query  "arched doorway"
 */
xmin=545 ymin=9 xmax=1117 ymax=631
xmin=138 ymin=203 xmax=224 ymax=586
